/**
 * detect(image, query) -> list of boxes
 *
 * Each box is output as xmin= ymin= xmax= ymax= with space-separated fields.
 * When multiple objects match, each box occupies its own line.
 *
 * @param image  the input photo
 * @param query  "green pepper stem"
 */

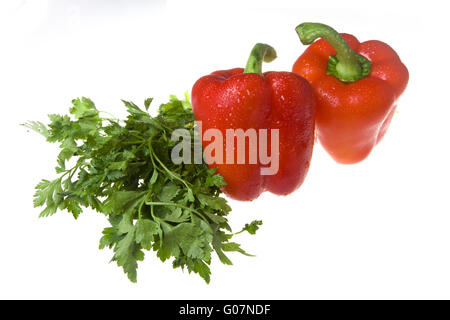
xmin=243 ymin=43 xmax=277 ymax=75
xmin=295 ymin=22 xmax=371 ymax=82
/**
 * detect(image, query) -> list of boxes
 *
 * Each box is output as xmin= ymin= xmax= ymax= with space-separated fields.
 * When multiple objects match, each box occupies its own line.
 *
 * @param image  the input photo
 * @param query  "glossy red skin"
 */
xmin=192 ymin=68 xmax=315 ymax=201
xmin=292 ymin=34 xmax=409 ymax=164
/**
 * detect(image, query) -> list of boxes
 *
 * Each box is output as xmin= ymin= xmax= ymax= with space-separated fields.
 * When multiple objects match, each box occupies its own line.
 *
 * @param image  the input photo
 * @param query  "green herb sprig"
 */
xmin=24 ymin=94 xmax=261 ymax=283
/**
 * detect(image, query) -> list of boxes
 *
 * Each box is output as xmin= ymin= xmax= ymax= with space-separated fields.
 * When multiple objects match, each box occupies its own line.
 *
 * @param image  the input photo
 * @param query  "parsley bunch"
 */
xmin=25 ymin=94 xmax=261 ymax=283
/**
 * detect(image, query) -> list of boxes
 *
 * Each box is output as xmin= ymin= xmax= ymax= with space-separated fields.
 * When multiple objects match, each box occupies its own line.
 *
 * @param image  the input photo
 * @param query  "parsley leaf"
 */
xmin=25 ymin=94 xmax=262 ymax=283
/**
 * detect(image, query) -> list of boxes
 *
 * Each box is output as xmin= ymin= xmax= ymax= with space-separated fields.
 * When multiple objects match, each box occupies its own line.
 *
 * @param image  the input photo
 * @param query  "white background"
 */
xmin=0 ymin=0 xmax=449 ymax=299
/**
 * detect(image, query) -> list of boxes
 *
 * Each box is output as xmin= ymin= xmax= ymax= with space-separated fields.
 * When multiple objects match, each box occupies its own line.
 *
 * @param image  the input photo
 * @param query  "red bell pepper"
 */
xmin=292 ymin=23 xmax=409 ymax=164
xmin=192 ymin=43 xmax=315 ymax=201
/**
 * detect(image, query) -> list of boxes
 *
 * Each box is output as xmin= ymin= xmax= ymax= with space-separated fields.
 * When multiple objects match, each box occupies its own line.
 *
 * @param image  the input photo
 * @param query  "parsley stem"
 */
xmin=99 ymin=111 xmax=120 ymax=122
xmin=148 ymin=140 xmax=192 ymax=190
xmin=156 ymin=121 xmax=174 ymax=133
xmin=145 ymin=201 xmax=209 ymax=222
xmin=60 ymin=164 xmax=81 ymax=180
xmin=138 ymin=198 xmax=145 ymax=220
xmin=128 ymin=161 xmax=146 ymax=165
xmin=141 ymin=192 xmax=161 ymax=227
xmin=123 ymin=140 xmax=146 ymax=145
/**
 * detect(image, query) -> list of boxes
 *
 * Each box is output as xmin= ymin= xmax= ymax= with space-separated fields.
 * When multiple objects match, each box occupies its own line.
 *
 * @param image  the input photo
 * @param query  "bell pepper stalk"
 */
xmin=192 ymin=43 xmax=315 ymax=201
xmin=243 ymin=43 xmax=277 ymax=75
xmin=292 ymin=22 xmax=409 ymax=164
